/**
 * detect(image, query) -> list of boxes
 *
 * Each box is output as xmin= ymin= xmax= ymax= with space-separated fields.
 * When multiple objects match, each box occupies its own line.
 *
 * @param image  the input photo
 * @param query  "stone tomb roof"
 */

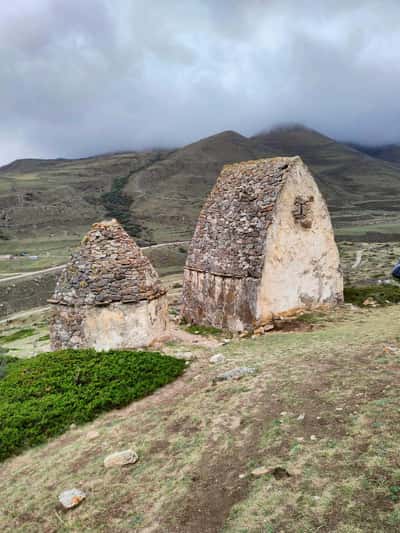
xmin=50 ymin=219 xmax=166 ymax=306
xmin=185 ymin=156 xmax=303 ymax=279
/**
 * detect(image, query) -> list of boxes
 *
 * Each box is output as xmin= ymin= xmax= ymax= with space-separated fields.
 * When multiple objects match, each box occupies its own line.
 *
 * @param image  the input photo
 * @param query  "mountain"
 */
xmin=2 ymin=126 xmax=400 ymax=250
xmin=123 ymin=130 xmax=272 ymax=243
xmin=349 ymin=143 xmax=400 ymax=166
xmin=252 ymin=127 xmax=400 ymax=219
xmin=0 ymin=151 xmax=168 ymax=242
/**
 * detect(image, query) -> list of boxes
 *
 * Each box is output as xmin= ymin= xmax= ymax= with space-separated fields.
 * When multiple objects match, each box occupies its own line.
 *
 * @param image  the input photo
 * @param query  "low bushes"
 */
xmin=185 ymin=324 xmax=224 ymax=336
xmin=344 ymin=285 xmax=400 ymax=306
xmin=0 ymin=349 xmax=185 ymax=462
xmin=0 ymin=328 xmax=35 ymax=343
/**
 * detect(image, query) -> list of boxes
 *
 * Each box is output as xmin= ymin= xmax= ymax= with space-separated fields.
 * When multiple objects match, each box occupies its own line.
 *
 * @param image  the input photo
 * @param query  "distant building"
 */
xmin=182 ymin=156 xmax=343 ymax=332
xmin=49 ymin=219 xmax=169 ymax=350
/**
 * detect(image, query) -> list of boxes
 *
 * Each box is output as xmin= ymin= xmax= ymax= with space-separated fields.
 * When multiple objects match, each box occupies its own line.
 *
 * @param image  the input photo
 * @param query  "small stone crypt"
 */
xmin=182 ymin=156 xmax=343 ymax=332
xmin=49 ymin=219 xmax=169 ymax=350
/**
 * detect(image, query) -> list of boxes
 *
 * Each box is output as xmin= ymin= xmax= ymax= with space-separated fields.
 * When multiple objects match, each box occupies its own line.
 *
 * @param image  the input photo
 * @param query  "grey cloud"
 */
xmin=0 ymin=0 xmax=399 ymax=164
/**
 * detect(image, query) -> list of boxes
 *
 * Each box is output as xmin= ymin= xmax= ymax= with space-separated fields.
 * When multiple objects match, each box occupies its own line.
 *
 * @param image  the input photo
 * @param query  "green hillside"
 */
xmin=252 ymin=127 xmax=400 ymax=237
xmin=2 ymin=126 xmax=400 ymax=273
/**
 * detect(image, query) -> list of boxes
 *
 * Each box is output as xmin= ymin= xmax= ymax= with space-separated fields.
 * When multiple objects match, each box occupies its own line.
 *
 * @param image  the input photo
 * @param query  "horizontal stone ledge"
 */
xmin=48 ymin=293 xmax=167 ymax=308
xmin=184 ymin=266 xmax=261 ymax=280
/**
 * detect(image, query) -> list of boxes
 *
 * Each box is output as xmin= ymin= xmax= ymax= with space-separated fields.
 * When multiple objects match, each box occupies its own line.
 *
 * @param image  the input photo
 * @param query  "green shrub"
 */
xmin=0 ymin=349 xmax=185 ymax=462
xmin=185 ymin=324 xmax=224 ymax=336
xmin=0 ymin=328 xmax=35 ymax=344
xmin=101 ymin=174 xmax=142 ymax=237
xmin=344 ymin=285 xmax=400 ymax=306
xmin=0 ymin=355 xmax=18 ymax=380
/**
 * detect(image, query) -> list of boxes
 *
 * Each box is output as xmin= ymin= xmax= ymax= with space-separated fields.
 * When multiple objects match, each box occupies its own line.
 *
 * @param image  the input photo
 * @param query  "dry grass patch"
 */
xmin=1 ymin=305 xmax=400 ymax=531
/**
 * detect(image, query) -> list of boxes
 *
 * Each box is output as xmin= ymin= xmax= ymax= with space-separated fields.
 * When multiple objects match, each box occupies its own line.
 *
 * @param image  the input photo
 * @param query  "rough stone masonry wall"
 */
xmin=49 ymin=220 xmax=169 ymax=349
xmin=182 ymin=269 xmax=259 ymax=331
xmin=182 ymin=157 xmax=298 ymax=330
xmin=50 ymin=295 xmax=169 ymax=351
xmin=51 ymin=220 xmax=165 ymax=306
xmin=257 ymin=164 xmax=343 ymax=321
xmin=185 ymin=158 xmax=293 ymax=278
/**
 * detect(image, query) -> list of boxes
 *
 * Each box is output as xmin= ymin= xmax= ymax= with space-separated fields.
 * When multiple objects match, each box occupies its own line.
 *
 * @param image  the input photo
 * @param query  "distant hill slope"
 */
xmin=2 ymin=126 xmax=400 ymax=247
xmin=124 ymin=130 xmax=273 ymax=242
xmin=0 ymin=151 xmax=168 ymax=243
xmin=252 ymin=127 xmax=400 ymax=218
xmin=350 ymin=143 xmax=400 ymax=166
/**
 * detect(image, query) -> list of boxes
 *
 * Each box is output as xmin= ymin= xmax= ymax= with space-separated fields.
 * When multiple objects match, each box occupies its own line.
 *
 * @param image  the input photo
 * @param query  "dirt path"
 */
xmin=352 ymin=249 xmax=364 ymax=269
xmin=0 ymin=264 xmax=65 ymax=284
xmin=0 ymin=306 xmax=50 ymax=326
xmin=0 ymin=241 xmax=190 ymax=286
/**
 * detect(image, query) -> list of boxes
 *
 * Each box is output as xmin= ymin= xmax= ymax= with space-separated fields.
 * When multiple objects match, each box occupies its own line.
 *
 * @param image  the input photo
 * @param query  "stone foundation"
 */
xmin=50 ymin=295 xmax=169 ymax=351
xmin=181 ymin=268 xmax=259 ymax=331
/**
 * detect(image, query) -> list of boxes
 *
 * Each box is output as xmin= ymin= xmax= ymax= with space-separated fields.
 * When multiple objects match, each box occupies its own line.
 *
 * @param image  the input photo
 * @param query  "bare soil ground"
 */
xmin=1 ymin=303 xmax=400 ymax=532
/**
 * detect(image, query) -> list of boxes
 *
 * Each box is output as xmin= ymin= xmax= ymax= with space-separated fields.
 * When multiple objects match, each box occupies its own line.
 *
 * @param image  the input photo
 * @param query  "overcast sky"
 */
xmin=1 ymin=0 xmax=399 ymax=165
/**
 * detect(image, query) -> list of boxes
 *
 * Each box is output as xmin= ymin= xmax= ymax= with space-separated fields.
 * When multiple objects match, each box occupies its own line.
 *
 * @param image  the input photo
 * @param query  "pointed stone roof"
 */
xmin=185 ymin=156 xmax=304 ymax=279
xmin=50 ymin=219 xmax=166 ymax=306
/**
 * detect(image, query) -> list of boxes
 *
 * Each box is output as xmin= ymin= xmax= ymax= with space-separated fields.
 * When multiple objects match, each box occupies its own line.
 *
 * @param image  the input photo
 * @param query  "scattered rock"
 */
xmin=310 ymin=435 xmax=317 ymax=441
xmin=263 ymin=323 xmax=275 ymax=332
xmin=209 ymin=353 xmax=225 ymax=364
xmin=363 ymin=297 xmax=377 ymax=307
xmin=86 ymin=430 xmax=100 ymax=441
xmin=213 ymin=367 xmax=256 ymax=383
xmin=253 ymin=326 xmax=264 ymax=335
xmin=229 ymin=416 xmax=242 ymax=430
xmin=69 ymin=423 xmax=77 ymax=430
xmin=175 ymin=352 xmax=195 ymax=361
xmin=297 ymin=413 xmax=305 ymax=421
xmin=58 ymin=488 xmax=86 ymax=510
xmin=104 ymin=449 xmax=138 ymax=468
xmin=251 ymin=466 xmax=269 ymax=477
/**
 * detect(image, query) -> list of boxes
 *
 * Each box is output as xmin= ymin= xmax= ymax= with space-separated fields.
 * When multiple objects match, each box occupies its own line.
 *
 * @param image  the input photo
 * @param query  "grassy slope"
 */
xmin=352 ymin=143 xmax=400 ymax=166
xmin=124 ymin=130 xmax=270 ymax=243
xmin=0 ymin=151 xmax=167 ymax=241
xmin=3 ymin=127 xmax=400 ymax=248
xmin=1 ymin=305 xmax=400 ymax=531
xmin=252 ymin=127 xmax=400 ymax=234
xmin=0 ymin=349 xmax=185 ymax=462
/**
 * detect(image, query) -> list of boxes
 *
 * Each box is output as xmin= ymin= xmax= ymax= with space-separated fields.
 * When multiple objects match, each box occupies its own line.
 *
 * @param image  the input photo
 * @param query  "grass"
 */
xmin=0 ymin=328 xmax=35 ymax=344
xmin=0 ymin=355 xmax=18 ymax=379
xmin=0 ymin=349 xmax=185 ymax=462
xmin=344 ymin=284 xmax=400 ymax=306
xmin=185 ymin=324 xmax=224 ymax=336
xmin=1 ymin=305 xmax=400 ymax=530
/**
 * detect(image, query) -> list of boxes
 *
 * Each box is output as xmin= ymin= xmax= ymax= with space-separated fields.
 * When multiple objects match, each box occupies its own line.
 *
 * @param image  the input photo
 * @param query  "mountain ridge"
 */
xmin=1 ymin=126 xmax=400 ymax=249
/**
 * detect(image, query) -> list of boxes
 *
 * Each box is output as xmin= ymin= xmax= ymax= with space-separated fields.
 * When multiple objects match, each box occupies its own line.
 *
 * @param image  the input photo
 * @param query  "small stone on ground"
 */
xmin=104 ymin=449 xmax=138 ymax=468
xmin=58 ymin=488 xmax=86 ymax=509
xmin=251 ymin=467 xmax=269 ymax=477
xmin=175 ymin=352 xmax=195 ymax=361
xmin=209 ymin=353 xmax=225 ymax=364
xmin=213 ymin=367 xmax=256 ymax=383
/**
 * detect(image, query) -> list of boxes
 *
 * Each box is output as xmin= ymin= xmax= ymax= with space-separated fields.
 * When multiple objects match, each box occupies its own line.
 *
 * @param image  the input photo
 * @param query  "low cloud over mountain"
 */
xmin=1 ymin=0 xmax=400 ymax=164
